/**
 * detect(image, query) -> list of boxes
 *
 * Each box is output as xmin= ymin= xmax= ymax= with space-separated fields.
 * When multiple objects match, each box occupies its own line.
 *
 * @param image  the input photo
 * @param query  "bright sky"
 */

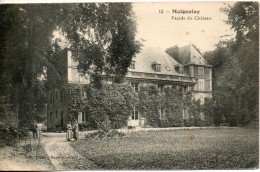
xmin=133 ymin=2 xmax=235 ymax=52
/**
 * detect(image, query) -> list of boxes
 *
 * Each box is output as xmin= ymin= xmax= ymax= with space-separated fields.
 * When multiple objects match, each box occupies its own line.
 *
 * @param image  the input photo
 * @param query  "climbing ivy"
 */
xmin=138 ymin=85 xmax=163 ymax=127
xmin=68 ymin=83 xmax=213 ymax=130
xmin=68 ymin=83 xmax=138 ymax=130
xmin=68 ymin=84 xmax=84 ymax=122
xmin=164 ymin=87 xmax=184 ymax=127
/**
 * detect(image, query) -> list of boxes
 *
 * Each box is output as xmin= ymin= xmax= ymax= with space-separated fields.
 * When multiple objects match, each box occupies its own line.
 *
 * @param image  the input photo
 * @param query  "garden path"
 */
xmin=42 ymin=132 xmax=98 ymax=170
xmin=0 ymin=136 xmax=54 ymax=171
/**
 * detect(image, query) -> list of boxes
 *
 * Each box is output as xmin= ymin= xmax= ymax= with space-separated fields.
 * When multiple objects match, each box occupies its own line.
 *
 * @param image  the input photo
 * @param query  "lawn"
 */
xmin=70 ymin=128 xmax=259 ymax=170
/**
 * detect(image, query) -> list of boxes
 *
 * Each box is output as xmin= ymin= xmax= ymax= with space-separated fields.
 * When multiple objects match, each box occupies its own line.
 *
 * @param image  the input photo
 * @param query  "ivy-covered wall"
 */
xmin=68 ymin=83 xmax=138 ymax=130
xmin=137 ymin=85 xmax=207 ymax=127
xmin=68 ymin=83 xmax=213 ymax=130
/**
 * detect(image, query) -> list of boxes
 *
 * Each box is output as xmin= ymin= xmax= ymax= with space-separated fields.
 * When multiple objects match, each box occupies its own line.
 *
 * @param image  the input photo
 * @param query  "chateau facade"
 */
xmin=47 ymin=44 xmax=212 ymax=130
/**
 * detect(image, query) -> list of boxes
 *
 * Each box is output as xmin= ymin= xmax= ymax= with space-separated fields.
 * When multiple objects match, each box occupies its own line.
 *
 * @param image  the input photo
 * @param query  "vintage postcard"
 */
xmin=0 ymin=1 xmax=258 ymax=171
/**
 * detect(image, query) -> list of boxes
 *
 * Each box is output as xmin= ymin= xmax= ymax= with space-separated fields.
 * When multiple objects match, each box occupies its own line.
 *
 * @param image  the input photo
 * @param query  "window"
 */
xmin=177 ymin=85 xmax=183 ymax=93
xmin=60 ymin=111 xmax=63 ymax=126
xmin=78 ymin=112 xmax=82 ymax=123
xmin=82 ymin=90 xmax=87 ymax=98
xmin=178 ymin=66 xmax=184 ymax=74
xmin=82 ymin=111 xmax=88 ymax=122
xmin=50 ymin=112 xmax=52 ymax=121
xmin=198 ymin=67 xmax=204 ymax=76
xmin=187 ymin=86 xmax=191 ymax=92
xmin=64 ymin=91 xmax=66 ymax=101
xmin=200 ymin=112 xmax=205 ymax=120
xmin=129 ymin=61 xmax=135 ymax=69
xmin=179 ymin=68 xmax=184 ymax=74
xmin=160 ymin=107 xmax=164 ymax=119
xmin=52 ymin=92 xmax=55 ymax=104
xmin=183 ymin=86 xmax=187 ymax=93
xmin=131 ymin=107 xmax=139 ymax=120
xmin=200 ymin=95 xmax=205 ymax=104
xmin=158 ymin=84 xmax=164 ymax=93
xmin=56 ymin=90 xmax=58 ymax=99
xmin=82 ymin=111 xmax=85 ymax=122
xmin=60 ymin=90 xmax=63 ymax=102
xmin=152 ymin=62 xmax=161 ymax=72
xmin=165 ymin=66 xmax=170 ymax=71
xmin=198 ymin=79 xmax=204 ymax=91
xmin=155 ymin=64 xmax=161 ymax=72
xmin=79 ymin=74 xmax=82 ymax=82
xmin=50 ymin=92 xmax=53 ymax=104
xmin=131 ymin=82 xmax=139 ymax=92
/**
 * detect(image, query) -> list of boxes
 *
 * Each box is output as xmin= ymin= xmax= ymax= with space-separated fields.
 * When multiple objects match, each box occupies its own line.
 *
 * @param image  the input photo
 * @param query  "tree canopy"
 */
xmin=56 ymin=3 xmax=141 ymax=86
xmin=0 ymin=3 xmax=141 ymax=127
xmin=204 ymin=2 xmax=259 ymax=126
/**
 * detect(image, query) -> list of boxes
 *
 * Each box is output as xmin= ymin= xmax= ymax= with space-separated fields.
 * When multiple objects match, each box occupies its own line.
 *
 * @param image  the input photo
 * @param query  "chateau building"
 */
xmin=46 ymin=44 xmax=212 ymax=130
xmin=165 ymin=45 xmax=212 ymax=103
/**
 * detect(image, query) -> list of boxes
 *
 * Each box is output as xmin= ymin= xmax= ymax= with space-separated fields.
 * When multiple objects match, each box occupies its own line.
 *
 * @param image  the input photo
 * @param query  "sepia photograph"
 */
xmin=0 ymin=1 xmax=259 ymax=170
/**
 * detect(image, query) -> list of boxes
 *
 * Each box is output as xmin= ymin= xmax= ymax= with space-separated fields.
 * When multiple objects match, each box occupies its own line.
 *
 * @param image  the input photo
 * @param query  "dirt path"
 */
xmin=42 ymin=133 xmax=98 ymax=170
xmin=0 ymin=136 xmax=55 ymax=171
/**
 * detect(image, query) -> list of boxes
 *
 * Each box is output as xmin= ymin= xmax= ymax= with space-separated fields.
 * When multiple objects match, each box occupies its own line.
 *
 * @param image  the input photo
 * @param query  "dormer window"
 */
xmin=152 ymin=62 xmax=161 ymax=72
xmin=129 ymin=61 xmax=135 ymax=69
xmin=179 ymin=67 xmax=184 ymax=74
xmin=175 ymin=65 xmax=184 ymax=74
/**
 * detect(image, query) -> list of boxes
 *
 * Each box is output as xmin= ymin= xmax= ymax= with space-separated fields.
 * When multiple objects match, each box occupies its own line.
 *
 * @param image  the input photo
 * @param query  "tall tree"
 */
xmin=224 ymin=2 xmax=259 ymax=124
xmin=223 ymin=2 xmax=259 ymax=48
xmin=58 ymin=3 xmax=141 ymax=86
xmin=0 ymin=3 xmax=141 ymax=127
xmin=204 ymin=2 xmax=259 ymax=125
xmin=0 ymin=4 xmax=62 ymax=127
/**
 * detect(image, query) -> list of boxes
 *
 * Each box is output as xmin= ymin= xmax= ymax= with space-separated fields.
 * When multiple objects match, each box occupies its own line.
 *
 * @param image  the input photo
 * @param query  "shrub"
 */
xmin=184 ymin=119 xmax=191 ymax=127
xmin=78 ymin=123 xmax=88 ymax=131
xmin=0 ymin=124 xmax=29 ymax=147
xmin=168 ymin=118 xmax=182 ymax=127
xmin=158 ymin=119 xmax=169 ymax=127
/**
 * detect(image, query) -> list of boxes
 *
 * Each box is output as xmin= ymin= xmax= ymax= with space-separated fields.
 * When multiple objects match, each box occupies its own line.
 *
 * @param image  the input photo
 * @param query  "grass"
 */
xmin=70 ymin=128 xmax=259 ymax=170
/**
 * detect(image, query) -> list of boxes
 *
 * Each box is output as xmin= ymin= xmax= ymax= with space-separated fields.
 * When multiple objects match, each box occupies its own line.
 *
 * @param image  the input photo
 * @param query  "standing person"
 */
xmin=66 ymin=121 xmax=73 ymax=141
xmin=72 ymin=121 xmax=79 ymax=141
xmin=32 ymin=121 xmax=38 ymax=139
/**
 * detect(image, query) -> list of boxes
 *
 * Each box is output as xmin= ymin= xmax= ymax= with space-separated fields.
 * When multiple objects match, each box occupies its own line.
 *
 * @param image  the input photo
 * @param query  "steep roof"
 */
xmin=128 ymin=46 xmax=188 ymax=76
xmin=179 ymin=44 xmax=208 ymax=65
xmin=166 ymin=44 xmax=211 ymax=66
